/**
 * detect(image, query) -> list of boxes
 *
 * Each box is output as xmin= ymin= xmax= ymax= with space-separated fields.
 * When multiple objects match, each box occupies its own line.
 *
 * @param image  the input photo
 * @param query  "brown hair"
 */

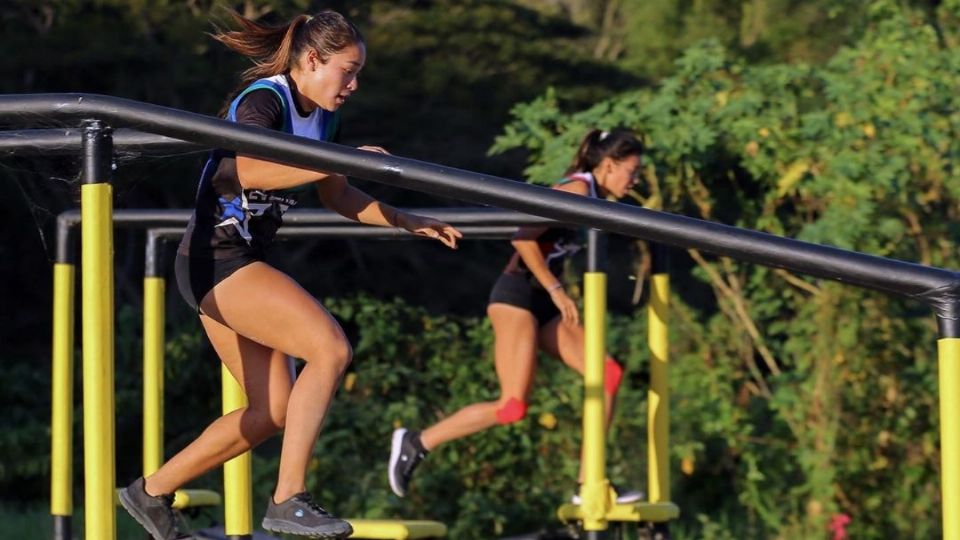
xmin=566 ymin=128 xmax=645 ymax=176
xmin=212 ymin=8 xmax=364 ymax=92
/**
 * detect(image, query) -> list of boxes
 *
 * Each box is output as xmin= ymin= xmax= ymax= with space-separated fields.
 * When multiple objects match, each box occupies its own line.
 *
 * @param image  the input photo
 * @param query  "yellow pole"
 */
xmin=222 ymin=365 xmax=253 ymax=536
xmin=143 ymin=276 xmax=165 ymax=475
xmin=51 ymin=263 xmax=75 ymax=534
xmin=939 ymin=338 xmax=960 ymax=540
xmin=81 ymin=181 xmax=116 ymax=540
xmin=581 ymin=271 xmax=610 ymax=532
xmin=647 ymin=272 xmax=670 ymax=502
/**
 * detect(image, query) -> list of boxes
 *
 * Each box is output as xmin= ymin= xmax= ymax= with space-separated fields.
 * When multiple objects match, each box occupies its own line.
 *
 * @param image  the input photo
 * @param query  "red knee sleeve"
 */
xmin=495 ymin=398 xmax=528 ymax=424
xmin=605 ymin=359 xmax=624 ymax=395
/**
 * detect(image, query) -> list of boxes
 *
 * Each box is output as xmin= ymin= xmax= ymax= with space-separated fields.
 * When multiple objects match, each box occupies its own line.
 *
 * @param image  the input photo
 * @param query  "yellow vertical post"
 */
xmin=939 ymin=338 xmax=960 ymax=540
xmin=648 ymin=264 xmax=670 ymax=502
xmin=222 ymin=365 xmax=253 ymax=537
xmin=143 ymin=276 xmax=165 ymax=475
xmin=80 ymin=121 xmax=115 ymax=540
xmin=51 ymin=262 xmax=75 ymax=540
xmin=581 ymin=271 xmax=610 ymax=532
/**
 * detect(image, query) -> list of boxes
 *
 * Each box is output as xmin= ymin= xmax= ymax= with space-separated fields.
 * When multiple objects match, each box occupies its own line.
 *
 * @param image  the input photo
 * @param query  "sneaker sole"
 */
xmin=387 ymin=428 xmax=407 ymax=497
xmin=262 ymin=518 xmax=353 ymax=538
xmin=118 ymin=488 xmax=167 ymax=540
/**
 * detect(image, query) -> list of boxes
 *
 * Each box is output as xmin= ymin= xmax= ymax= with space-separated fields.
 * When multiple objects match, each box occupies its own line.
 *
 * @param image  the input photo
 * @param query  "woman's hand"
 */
xmin=396 ymin=212 xmax=463 ymax=249
xmin=549 ymin=286 xmax=580 ymax=325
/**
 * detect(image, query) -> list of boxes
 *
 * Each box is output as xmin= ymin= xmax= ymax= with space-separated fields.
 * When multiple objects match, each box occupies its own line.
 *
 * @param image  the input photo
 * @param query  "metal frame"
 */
xmin=147 ymin=225 xmax=520 ymax=539
xmin=1 ymin=93 xmax=955 ymax=540
xmin=51 ymin=209 xmax=551 ymax=540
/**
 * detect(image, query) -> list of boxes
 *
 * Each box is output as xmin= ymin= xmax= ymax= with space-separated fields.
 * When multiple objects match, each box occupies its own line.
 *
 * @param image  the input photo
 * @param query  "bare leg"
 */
xmin=420 ymin=303 xmax=538 ymax=450
xmin=144 ymin=323 xmax=292 ymax=495
xmin=145 ymin=262 xmax=352 ymax=504
xmin=538 ymin=316 xmax=618 ymax=483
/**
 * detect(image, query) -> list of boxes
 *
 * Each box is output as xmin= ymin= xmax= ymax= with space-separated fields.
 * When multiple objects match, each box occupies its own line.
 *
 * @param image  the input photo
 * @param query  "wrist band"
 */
xmin=547 ymin=282 xmax=563 ymax=292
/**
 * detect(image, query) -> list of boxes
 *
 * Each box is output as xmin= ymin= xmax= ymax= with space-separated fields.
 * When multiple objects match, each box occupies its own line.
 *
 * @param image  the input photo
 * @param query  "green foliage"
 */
xmin=492 ymin=1 xmax=956 ymax=537
xmin=306 ymin=294 xmax=622 ymax=538
xmin=3 ymin=1 xmax=959 ymax=538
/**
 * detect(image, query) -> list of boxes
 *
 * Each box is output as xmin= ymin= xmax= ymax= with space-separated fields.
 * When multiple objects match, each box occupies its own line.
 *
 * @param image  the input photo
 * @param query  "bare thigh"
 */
xmin=200 ymin=313 xmax=294 ymax=425
xmin=199 ymin=261 xmax=350 ymax=364
xmin=488 ymin=303 xmax=540 ymax=400
xmin=538 ymin=315 xmax=587 ymax=374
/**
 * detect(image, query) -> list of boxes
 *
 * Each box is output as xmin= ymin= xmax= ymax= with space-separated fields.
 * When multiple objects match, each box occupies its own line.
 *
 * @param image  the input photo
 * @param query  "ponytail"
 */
xmin=212 ymin=9 xmax=365 ymax=115
xmin=565 ymin=128 xmax=644 ymax=176
xmin=212 ymin=11 xmax=313 ymax=89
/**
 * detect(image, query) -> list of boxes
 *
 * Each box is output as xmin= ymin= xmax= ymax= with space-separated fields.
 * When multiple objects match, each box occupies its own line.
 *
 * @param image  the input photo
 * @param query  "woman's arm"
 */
xmin=316 ymin=160 xmax=462 ymax=249
xmin=511 ymin=180 xmax=590 ymax=324
xmin=236 ymin=155 xmax=336 ymax=191
xmin=315 ymin=172 xmax=396 ymax=226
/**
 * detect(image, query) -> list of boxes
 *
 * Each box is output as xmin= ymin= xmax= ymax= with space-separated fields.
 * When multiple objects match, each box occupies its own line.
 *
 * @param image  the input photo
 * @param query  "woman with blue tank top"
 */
xmin=388 ymin=129 xmax=646 ymax=506
xmin=118 ymin=9 xmax=461 ymax=540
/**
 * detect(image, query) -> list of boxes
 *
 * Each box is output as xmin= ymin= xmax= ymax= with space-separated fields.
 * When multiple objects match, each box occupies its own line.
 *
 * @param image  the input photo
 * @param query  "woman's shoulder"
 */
xmin=553 ymin=172 xmax=592 ymax=195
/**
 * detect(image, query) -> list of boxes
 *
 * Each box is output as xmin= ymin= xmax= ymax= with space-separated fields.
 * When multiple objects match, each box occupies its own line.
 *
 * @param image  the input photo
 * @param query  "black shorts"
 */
xmin=175 ymin=253 xmax=262 ymax=313
xmin=488 ymin=272 xmax=560 ymax=327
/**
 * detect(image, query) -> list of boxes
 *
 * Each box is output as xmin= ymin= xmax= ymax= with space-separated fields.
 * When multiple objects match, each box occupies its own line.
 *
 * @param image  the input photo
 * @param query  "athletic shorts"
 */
xmin=488 ymin=272 xmax=560 ymax=327
xmin=175 ymin=253 xmax=262 ymax=313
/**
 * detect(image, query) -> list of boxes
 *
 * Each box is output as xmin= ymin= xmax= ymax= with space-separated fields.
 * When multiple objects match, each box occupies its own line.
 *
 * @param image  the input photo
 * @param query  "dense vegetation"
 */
xmin=1 ymin=1 xmax=958 ymax=538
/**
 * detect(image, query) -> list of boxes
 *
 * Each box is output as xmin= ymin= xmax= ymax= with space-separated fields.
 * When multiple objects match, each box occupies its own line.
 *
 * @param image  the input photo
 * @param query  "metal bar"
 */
xmin=80 ymin=119 xmax=116 ymax=540
xmin=938 ymin=319 xmax=960 ymax=540
xmin=647 ymin=256 xmax=670 ymax=503
xmin=142 ymin=275 xmax=165 ymax=476
xmin=222 ymin=365 xmax=253 ymax=540
xmin=587 ymin=229 xmax=607 ymax=273
xmin=2 ymin=94 xmax=958 ymax=315
xmin=50 ymin=262 xmax=75 ymax=540
xmin=581 ymin=272 xmax=610 ymax=531
xmin=145 ymin=225 xmax=521 ymax=243
xmin=54 ymin=207 xmax=557 ymax=229
xmin=0 ymin=128 xmax=203 ymax=156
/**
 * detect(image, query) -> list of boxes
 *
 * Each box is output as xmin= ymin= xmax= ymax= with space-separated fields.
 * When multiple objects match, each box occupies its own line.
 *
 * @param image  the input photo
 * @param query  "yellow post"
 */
xmin=222 ymin=365 xmax=253 ymax=536
xmin=143 ymin=276 xmax=165 ymax=475
xmin=939 ymin=338 xmax=960 ymax=540
xmin=81 ymin=181 xmax=116 ymax=540
xmin=580 ymin=271 xmax=610 ymax=532
xmin=51 ymin=262 xmax=75 ymax=536
xmin=647 ymin=272 xmax=670 ymax=502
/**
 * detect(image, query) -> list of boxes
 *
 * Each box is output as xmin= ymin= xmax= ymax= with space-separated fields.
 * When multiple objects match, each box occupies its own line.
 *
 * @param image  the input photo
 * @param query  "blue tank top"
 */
xmin=179 ymin=76 xmax=341 ymax=259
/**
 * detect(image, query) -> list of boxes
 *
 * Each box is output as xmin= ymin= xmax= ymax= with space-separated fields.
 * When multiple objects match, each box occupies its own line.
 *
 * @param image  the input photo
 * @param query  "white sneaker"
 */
xmin=570 ymin=484 xmax=644 ymax=505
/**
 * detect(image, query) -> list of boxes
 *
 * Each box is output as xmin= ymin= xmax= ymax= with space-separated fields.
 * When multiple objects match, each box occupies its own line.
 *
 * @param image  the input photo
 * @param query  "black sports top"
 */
xmin=179 ymin=74 xmax=341 ymax=260
xmin=504 ymin=172 xmax=597 ymax=285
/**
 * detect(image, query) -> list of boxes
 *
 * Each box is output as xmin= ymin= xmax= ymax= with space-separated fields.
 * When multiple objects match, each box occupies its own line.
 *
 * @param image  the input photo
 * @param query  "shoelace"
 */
xmin=295 ymin=493 xmax=332 ymax=517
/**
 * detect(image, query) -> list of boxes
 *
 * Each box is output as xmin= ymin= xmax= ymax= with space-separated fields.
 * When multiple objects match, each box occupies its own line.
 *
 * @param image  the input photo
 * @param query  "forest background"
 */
xmin=1 ymin=0 xmax=959 ymax=538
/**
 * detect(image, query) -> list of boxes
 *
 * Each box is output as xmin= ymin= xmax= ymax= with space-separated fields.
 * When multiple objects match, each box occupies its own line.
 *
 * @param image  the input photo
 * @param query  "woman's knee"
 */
xmin=304 ymin=336 xmax=352 ymax=374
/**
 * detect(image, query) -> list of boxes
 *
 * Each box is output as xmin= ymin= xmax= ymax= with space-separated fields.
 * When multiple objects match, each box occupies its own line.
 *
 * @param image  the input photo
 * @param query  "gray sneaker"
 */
xmin=118 ymin=477 xmax=192 ymax=540
xmin=261 ymin=492 xmax=353 ymax=538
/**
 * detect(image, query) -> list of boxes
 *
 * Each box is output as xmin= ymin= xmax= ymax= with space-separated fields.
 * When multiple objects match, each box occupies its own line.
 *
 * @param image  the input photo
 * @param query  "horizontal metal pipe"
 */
xmin=57 ymin=207 xmax=553 ymax=265
xmin=6 ymin=93 xmax=959 ymax=318
xmin=148 ymin=225 xmax=518 ymax=240
xmin=0 ymin=128 xmax=203 ymax=157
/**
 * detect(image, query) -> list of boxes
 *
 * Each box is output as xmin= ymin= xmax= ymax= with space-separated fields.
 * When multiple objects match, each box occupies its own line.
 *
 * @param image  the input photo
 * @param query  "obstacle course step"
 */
xmin=347 ymin=519 xmax=447 ymax=539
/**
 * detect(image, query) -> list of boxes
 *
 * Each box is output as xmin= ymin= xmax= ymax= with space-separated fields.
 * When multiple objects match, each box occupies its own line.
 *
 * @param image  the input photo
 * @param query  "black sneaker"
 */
xmin=261 ymin=492 xmax=352 ymax=538
xmin=388 ymin=428 xmax=427 ymax=497
xmin=118 ymin=477 xmax=192 ymax=540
